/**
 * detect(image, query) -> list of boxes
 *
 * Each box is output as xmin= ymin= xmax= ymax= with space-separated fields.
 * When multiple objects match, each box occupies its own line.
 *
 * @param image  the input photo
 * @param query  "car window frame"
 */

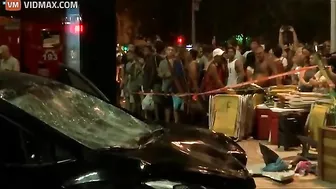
xmin=58 ymin=64 xmax=110 ymax=102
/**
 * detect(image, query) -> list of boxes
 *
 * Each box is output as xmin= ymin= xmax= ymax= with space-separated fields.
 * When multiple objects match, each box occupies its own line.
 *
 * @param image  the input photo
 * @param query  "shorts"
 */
xmin=172 ymin=96 xmax=184 ymax=111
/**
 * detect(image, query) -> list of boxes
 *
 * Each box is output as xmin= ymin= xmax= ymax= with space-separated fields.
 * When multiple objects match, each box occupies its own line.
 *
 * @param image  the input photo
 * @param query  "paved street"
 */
xmin=239 ymin=140 xmax=336 ymax=188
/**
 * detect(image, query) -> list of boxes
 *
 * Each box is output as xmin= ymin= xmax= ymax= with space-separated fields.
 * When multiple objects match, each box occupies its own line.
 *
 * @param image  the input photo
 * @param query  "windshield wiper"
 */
xmin=138 ymin=128 xmax=165 ymax=146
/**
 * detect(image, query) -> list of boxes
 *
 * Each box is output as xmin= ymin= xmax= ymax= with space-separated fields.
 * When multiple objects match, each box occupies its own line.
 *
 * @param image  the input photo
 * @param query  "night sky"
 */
xmin=118 ymin=0 xmax=331 ymax=44
xmin=0 ymin=0 xmax=331 ymax=44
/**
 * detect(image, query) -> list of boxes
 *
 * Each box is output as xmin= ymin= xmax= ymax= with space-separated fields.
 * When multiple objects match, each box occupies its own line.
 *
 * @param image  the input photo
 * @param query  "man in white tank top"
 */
xmin=227 ymin=47 xmax=244 ymax=86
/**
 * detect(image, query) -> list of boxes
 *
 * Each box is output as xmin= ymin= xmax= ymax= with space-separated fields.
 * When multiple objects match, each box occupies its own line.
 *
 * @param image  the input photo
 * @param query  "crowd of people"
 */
xmin=117 ymin=26 xmax=336 ymax=124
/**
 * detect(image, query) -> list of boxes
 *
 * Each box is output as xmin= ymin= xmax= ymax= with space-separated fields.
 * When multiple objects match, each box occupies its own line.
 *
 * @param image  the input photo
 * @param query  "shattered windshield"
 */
xmin=0 ymin=82 xmax=155 ymax=149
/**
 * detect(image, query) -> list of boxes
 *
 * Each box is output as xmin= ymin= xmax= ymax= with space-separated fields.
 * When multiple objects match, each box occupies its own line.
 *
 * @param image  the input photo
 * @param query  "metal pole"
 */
xmin=331 ymin=0 xmax=336 ymax=53
xmin=191 ymin=0 xmax=196 ymax=45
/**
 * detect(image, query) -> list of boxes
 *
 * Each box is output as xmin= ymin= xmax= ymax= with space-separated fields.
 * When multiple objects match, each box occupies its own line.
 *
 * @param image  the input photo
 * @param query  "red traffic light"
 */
xmin=68 ymin=24 xmax=83 ymax=34
xmin=74 ymin=24 xmax=83 ymax=33
xmin=177 ymin=36 xmax=184 ymax=45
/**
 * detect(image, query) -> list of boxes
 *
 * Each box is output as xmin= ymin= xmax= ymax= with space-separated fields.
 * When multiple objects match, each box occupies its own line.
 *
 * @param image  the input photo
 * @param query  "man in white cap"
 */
xmin=0 ymin=45 xmax=20 ymax=72
xmin=201 ymin=48 xmax=227 ymax=92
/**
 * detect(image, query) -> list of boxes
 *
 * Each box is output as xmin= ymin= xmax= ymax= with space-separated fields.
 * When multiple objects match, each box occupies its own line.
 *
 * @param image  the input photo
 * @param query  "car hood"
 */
xmin=166 ymin=127 xmax=246 ymax=155
xmin=126 ymin=127 xmax=250 ymax=179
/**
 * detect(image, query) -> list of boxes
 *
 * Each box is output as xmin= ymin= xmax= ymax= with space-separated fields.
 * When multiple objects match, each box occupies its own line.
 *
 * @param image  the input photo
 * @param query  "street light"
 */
xmin=191 ymin=0 xmax=201 ymax=45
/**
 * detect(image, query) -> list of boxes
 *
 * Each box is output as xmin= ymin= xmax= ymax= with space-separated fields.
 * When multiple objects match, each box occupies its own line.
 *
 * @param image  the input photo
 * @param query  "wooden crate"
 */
xmin=318 ymin=127 xmax=336 ymax=183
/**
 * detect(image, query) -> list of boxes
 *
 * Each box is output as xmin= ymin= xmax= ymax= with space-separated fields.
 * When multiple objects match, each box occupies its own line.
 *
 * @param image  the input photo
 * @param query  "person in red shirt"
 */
xmin=201 ymin=48 xmax=227 ymax=92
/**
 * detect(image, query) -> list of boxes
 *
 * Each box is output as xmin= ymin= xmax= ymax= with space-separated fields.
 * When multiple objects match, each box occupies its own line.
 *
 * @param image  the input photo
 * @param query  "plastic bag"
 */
xmin=142 ymin=95 xmax=154 ymax=111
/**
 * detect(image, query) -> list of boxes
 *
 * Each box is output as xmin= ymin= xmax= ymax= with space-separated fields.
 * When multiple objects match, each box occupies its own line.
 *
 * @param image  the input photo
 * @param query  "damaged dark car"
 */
xmin=0 ymin=72 xmax=256 ymax=189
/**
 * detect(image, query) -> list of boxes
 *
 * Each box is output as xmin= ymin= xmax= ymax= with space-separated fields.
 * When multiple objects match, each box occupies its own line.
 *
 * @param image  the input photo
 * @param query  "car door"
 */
xmin=0 ymin=114 xmax=80 ymax=189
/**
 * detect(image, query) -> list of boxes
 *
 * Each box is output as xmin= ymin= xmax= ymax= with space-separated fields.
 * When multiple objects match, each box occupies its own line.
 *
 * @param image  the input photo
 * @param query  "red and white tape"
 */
xmin=137 ymin=65 xmax=318 ymax=97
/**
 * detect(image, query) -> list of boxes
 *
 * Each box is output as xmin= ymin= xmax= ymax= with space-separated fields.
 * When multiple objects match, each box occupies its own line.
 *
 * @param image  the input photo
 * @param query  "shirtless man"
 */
xmin=250 ymin=46 xmax=280 ymax=87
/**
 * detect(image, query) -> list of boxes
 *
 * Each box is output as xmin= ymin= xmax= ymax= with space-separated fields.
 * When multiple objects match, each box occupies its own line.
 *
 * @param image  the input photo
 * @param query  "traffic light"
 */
xmin=68 ymin=24 xmax=84 ymax=34
xmin=177 ymin=37 xmax=183 ymax=44
xmin=74 ymin=24 xmax=84 ymax=33
xmin=177 ymin=36 xmax=184 ymax=46
xmin=122 ymin=45 xmax=129 ymax=52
